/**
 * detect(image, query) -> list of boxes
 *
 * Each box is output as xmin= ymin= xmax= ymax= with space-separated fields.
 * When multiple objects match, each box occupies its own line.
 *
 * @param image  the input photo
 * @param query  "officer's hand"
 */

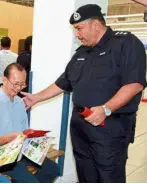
xmin=21 ymin=92 xmax=39 ymax=110
xmin=85 ymin=106 xmax=106 ymax=126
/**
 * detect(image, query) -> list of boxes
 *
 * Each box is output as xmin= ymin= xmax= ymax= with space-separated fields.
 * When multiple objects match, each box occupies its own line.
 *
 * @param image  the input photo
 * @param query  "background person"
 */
xmin=0 ymin=37 xmax=18 ymax=86
xmin=17 ymin=36 xmax=32 ymax=93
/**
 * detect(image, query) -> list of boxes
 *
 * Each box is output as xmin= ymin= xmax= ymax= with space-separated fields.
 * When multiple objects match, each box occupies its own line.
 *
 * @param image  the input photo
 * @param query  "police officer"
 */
xmin=22 ymin=4 xmax=146 ymax=183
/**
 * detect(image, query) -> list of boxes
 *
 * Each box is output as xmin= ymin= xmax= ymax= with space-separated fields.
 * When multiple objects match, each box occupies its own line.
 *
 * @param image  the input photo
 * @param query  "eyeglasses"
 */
xmin=7 ymin=78 xmax=27 ymax=89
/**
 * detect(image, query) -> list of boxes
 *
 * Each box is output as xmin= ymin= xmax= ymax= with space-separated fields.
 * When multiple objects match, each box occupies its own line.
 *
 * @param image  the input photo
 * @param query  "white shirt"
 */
xmin=0 ymin=50 xmax=18 ymax=83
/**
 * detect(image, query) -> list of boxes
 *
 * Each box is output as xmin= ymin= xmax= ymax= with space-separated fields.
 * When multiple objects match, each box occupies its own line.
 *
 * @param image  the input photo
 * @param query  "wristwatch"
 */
xmin=102 ymin=105 xmax=111 ymax=116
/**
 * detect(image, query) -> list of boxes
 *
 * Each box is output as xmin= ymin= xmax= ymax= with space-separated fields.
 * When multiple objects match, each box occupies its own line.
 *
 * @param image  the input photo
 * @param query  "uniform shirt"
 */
xmin=0 ymin=50 xmax=18 ymax=83
xmin=0 ymin=88 xmax=28 ymax=135
xmin=55 ymin=27 xmax=146 ymax=113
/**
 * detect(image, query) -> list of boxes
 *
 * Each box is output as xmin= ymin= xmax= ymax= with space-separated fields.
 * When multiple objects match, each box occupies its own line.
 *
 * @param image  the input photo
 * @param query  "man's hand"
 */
xmin=21 ymin=92 xmax=39 ymax=109
xmin=85 ymin=106 xmax=106 ymax=126
xmin=6 ymin=132 xmax=24 ymax=142
xmin=21 ymin=83 xmax=64 ymax=109
xmin=0 ymin=132 xmax=25 ymax=145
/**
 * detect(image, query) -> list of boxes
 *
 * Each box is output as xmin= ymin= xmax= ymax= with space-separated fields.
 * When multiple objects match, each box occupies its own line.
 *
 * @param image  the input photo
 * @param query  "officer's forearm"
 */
xmin=35 ymin=83 xmax=64 ymax=103
xmin=105 ymin=83 xmax=143 ymax=112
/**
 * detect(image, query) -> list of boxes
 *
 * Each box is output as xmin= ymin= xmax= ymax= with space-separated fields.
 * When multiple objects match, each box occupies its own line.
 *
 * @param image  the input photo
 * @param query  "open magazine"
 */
xmin=0 ymin=130 xmax=53 ymax=167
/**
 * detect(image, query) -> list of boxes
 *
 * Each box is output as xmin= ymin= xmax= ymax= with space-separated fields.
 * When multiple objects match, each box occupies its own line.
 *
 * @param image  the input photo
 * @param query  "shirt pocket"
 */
xmin=90 ymin=51 xmax=112 ymax=79
xmin=68 ymin=60 xmax=84 ymax=82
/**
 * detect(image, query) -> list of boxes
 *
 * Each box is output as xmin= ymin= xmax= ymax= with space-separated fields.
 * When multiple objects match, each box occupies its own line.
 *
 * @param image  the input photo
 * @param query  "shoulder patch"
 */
xmin=114 ymin=31 xmax=130 ymax=37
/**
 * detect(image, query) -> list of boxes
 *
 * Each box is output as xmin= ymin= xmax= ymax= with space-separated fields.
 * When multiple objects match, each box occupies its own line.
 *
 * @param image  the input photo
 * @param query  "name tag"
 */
xmin=77 ymin=58 xmax=85 ymax=61
xmin=99 ymin=52 xmax=106 ymax=56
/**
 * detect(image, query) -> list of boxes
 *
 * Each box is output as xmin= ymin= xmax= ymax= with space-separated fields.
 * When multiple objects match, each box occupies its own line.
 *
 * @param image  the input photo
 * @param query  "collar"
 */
xmin=0 ymin=88 xmax=19 ymax=103
xmin=1 ymin=49 xmax=11 ymax=52
xmin=95 ymin=26 xmax=114 ymax=48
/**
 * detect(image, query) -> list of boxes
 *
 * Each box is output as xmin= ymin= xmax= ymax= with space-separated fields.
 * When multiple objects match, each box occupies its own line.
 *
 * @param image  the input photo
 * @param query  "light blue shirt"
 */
xmin=0 ymin=88 xmax=28 ymax=135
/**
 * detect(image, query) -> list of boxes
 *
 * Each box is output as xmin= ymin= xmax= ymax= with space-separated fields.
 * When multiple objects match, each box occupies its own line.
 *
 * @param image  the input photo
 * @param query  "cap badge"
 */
xmin=73 ymin=12 xmax=81 ymax=21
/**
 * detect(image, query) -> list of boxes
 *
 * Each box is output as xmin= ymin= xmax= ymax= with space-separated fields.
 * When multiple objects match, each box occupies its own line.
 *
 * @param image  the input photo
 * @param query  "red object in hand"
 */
xmin=80 ymin=107 xmax=105 ymax=126
xmin=23 ymin=129 xmax=50 ymax=138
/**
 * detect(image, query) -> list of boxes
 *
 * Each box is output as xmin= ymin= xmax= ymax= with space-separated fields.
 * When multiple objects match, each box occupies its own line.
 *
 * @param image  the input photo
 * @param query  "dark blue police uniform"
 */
xmin=55 ymin=26 xmax=146 ymax=183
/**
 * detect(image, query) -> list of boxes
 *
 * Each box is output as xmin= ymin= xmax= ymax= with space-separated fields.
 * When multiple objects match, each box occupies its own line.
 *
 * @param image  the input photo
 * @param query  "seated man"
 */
xmin=0 ymin=63 xmax=59 ymax=183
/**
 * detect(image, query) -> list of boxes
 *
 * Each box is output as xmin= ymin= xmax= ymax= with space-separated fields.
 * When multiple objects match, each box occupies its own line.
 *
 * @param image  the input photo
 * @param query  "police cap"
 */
xmin=69 ymin=4 xmax=105 ymax=24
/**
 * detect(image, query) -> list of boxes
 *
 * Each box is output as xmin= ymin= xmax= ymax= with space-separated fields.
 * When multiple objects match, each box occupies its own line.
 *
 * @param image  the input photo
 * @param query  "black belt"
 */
xmin=112 ymin=112 xmax=135 ymax=118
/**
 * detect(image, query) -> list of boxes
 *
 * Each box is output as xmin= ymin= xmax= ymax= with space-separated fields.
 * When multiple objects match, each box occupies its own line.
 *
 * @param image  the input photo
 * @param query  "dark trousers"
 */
xmin=70 ymin=108 xmax=135 ymax=183
xmin=1 ymin=157 xmax=60 ymax=183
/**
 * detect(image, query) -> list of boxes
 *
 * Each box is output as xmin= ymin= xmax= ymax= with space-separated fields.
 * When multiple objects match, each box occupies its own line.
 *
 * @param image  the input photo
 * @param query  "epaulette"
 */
xmin=113 ymin=31 xmax=131 ymax=37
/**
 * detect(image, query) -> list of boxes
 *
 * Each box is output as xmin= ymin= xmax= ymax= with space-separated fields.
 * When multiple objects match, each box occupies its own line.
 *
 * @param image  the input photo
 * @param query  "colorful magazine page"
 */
xmin=22 ymin=136 xmax=53 ymax=165
xmin=0 ymin=135 xmax=25 ymax=167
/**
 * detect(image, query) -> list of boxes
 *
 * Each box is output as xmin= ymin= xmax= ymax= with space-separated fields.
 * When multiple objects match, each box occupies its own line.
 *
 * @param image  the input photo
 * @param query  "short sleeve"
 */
xmin=120 ymin=35 xmax=147 ymax=88
xmin=55 ymin=64 xmax=72 ymax=92
xmin=55 ymin=47 xmax=84 ymax=92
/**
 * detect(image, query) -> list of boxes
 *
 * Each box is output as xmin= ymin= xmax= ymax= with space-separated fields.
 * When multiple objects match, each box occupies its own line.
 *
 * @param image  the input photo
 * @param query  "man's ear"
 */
xmin=93 ymin=20 xmax=100 ymax=31
xmin=2 ymin=76 xmax=7 ymax=84
xmin=95 ymin=24 xmax=99 ymax=31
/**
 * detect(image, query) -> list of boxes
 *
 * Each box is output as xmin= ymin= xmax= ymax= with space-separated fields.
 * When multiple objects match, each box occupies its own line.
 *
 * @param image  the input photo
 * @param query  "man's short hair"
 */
xmin=1 ymin=37 xmax=11 ymax=48
xmin=90 ymin=16 xmax=106 ymax=26
xmin=24 ymin=36 xmax=32 ymax=51
xmin=4 ymin=63 xmax=25 ymax=79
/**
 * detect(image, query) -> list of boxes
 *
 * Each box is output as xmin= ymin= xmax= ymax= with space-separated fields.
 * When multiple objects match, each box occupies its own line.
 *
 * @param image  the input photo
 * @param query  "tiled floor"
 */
xmin=127 ymin=102 xmax=147 ymax=183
